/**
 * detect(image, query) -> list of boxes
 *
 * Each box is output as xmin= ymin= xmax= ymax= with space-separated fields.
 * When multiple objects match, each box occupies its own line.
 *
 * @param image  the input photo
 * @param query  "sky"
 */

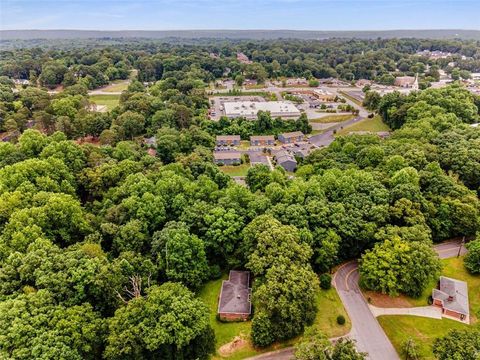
xmin=1 ymin=0 xmax=480 ymax=31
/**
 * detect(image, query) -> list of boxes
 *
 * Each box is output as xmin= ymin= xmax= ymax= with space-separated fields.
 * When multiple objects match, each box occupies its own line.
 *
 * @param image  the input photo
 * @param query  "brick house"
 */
xmin=278 ymin=131 xmax=304 ymax=144
xmin=216 ymin=135 xmax=241 ymax=146
xmin=218 ymin=271 xmax=252 ymax=321
xmin=432 ymin=276 xmax=469 ymax=323
xmin=213 ymin=151 xmax=241 ymax=165
xmin=250 ymin=135 xmax=275 ymax=146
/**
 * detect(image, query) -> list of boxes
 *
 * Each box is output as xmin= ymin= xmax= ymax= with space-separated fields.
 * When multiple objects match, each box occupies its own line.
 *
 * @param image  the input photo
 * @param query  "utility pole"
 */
xmin=457 ymin=236 xmax=465 ymax=258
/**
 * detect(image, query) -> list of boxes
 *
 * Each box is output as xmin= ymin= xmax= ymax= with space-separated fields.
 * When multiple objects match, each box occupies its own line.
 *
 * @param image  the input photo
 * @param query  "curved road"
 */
xmin=247 ymin=240 xmax=467 ymax=360
xmin=333 ymin=240 xmax=467 ymax=360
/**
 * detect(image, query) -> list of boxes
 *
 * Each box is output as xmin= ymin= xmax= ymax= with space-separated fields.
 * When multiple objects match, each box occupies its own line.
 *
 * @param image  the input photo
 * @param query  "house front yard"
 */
xmin=378 ymin=315 xmax=474 ymax=360
xmin=219 ymin=164 xmax=251 ymax=177
xmin=198 ymin=276 xmax=351 ymax=359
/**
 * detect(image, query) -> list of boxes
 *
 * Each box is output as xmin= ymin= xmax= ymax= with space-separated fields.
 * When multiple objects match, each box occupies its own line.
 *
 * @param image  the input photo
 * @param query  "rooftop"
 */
xmin=224 ymin=101 xmax=301 ymax=118
xmin=218 ymin=271 xmax=252 ymax=315
xmin=213 ymin=151 xmax=241 ymax=160
xmin=250 ymin=135 xmax=275 ymax=140
xmin=433 ymin=276 xmax=469 ymax=315
xmin=216 ymin=135 xmax=241 ymax=141
xmin=275 ymin=150 xmax=297 ymax=164
xmin=280 ymin=131 xmax=304 ymax=138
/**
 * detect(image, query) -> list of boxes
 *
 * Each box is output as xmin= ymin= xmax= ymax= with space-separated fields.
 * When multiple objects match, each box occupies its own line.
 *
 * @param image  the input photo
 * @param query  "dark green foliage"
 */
xmin=336 ymin=315 xmax=346 ymax=325
xmin=319 ymin=273 xmax=332 ymax=290
xmin=464 ymin=239 xmax=480 ymax=274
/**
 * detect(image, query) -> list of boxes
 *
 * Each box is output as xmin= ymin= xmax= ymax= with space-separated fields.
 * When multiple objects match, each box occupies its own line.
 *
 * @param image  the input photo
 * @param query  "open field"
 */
xmin=378 ymin=316 xmax=473 ymax=360
xmin=102 ymin=80 xmax=129 ymax=92
xmin=89 ymin=94 xmax=120 ymax=110
xmin=336 ymin=115 xmax=390 ymax=135
xmin=310 ymin=114 xmax=355 ymax=124
xmin=219 ymin=164 xmax=251 ymax=177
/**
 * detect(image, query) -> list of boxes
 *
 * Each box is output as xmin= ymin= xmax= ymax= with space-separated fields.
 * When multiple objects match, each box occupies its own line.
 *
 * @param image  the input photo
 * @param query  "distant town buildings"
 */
xmin=394 ymin=76 xmax=418 ymax=89
xmin=218 ymin=271 xmax=252 ymax=321
xmin=223 ymin=101 xmax=301 ymax=119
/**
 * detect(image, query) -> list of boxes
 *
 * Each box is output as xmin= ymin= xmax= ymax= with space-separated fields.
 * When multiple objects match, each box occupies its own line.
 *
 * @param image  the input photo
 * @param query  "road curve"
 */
xmin=247 ymin=240 xmax=467 ymax=360
xmin=332 ymin=239 xmax=467 ymax=360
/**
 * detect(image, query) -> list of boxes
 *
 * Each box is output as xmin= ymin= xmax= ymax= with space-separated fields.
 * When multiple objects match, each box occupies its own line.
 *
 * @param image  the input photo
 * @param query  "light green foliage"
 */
xmin=465 ymin=239 xmax=480 ymax=274
xmin=104 ymin=282 xmax=215 ymax=360
xmin=0 ymin=290 xmax=104 ymax=360
xmin=359 ymin=238 xmax=441 ymax=297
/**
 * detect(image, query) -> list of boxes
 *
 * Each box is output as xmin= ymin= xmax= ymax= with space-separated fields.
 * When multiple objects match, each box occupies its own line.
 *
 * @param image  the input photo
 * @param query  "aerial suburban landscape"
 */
xmin=1 ymin=1 xmax=480 ymax=359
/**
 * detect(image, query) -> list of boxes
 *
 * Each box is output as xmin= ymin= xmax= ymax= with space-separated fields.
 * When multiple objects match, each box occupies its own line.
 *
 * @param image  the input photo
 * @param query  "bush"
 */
xmin=337 ymin=315 xmax=346 ymax=325
xmin=465 ymin=239 xmax=480 ymax=274
xmin=319 ymin=273 xmax=332 ymax=290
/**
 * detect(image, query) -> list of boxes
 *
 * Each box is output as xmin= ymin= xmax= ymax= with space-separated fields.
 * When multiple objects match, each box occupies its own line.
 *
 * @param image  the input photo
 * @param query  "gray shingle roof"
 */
xmin=433 ymin=276 xmax=469 ymax=315
xmin=218 ymin=271 xmax=252 ymax=315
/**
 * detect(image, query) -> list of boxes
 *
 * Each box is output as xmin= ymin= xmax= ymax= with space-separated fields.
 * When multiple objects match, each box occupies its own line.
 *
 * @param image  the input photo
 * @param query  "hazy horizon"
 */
xmin=2 ymin=0 xmax=480 ymax=31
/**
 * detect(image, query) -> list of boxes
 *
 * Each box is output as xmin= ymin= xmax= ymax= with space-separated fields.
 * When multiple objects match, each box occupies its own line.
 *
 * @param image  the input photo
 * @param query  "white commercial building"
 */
xmin=223 ymin=101 xmax=301 ymax=119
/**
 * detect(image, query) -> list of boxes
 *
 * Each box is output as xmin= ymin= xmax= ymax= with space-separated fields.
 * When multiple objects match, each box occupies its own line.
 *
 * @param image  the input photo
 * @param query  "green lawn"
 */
xmin=378 ymin=316 xmax=473 ymax=359
xmin=102 ymin=80 xmax=129 ymax=92
xmin=336 ymin=115 xmax=390 ymax=135
xmin=378 ymin=256 xmax=480 ymax=359
xmin=407 ymin=257 xmax=480 ymax=320
xmin=311 ymin=287 xmax=351 ymax=338
xmin=219 ymin=164 xmax=251 ymax=177
xmin=89 ymin=94 xmax=120 ymax=111
xmin=310 ymin=114 xmax=355 ymax=124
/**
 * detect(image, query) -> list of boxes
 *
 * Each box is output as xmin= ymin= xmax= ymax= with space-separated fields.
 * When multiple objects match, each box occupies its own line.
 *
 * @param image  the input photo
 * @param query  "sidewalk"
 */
xmin=369 ymin=305 xmax=442 ymax=319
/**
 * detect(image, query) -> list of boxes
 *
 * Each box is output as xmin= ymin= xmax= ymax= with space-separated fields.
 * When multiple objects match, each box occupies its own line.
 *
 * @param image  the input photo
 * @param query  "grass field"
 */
xmin=310 ymin=114 xmax=355 ymax=124
xmin=89 ymin=94 xmax=120 ymax=110
xmin=102 ymin=80 xmax=129 ymax=92
xmin=336 ymin=115 xmax=390 ymax=135
xmin=378 ymin=316 xmax=472 ymax=359
xmin=219 ymin=164 xmax=251 ymax=177
xmin=311 ymin=287 xmax=352 ymax=338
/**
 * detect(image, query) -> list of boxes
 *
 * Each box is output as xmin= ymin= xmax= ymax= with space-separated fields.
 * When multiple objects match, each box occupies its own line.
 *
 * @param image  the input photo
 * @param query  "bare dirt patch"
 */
xmin=363 ymin=290 xmax=412 ymax=308
xmin=218 ymin=336 xmax=249 ymax=357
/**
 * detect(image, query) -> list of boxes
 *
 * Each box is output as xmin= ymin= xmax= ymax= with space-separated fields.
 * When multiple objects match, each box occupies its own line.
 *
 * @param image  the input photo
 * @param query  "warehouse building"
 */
xmin=223 ymin=101 xmax=301 ymax=119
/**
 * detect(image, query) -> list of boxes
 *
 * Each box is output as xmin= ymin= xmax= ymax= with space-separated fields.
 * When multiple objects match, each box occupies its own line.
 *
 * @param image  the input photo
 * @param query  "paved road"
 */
xmin=246 ymin=240 xmax=467 ymax=360
xmin=308 ymin=115 xmax=364 ymax=147
xmin=333 ymin=240 xmax=467 ymax=360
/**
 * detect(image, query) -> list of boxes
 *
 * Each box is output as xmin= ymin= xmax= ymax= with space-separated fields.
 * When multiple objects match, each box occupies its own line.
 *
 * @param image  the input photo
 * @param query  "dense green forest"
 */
xmin=0 ymin=38 xmax=479 ymax=359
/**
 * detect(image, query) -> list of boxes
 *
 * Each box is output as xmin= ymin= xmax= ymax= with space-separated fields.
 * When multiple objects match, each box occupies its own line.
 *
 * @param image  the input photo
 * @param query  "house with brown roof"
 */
xmin=216 ymin=135 xmax=241 ymax=146
xmin=278 ymin=131 xmax=304 ymax=144
xmin=432 ymin=276 xmax=469 ymax=323
xmin=250 ymin=135 xmax=275 ymax=146
xmin=218 ymin=271 xmax=252 ymax=321
xmin=213 ymin=151 xmax=242 ymax=165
